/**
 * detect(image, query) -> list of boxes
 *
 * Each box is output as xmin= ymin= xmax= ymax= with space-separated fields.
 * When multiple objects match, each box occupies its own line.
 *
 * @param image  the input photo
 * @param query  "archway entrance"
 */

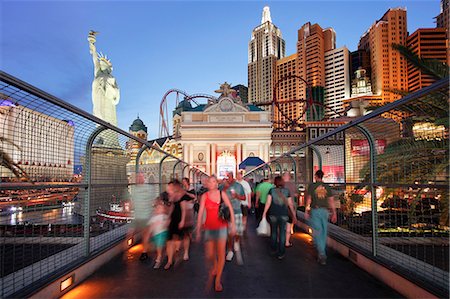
xmin=217 ymin=150 xmax=236 ymax=179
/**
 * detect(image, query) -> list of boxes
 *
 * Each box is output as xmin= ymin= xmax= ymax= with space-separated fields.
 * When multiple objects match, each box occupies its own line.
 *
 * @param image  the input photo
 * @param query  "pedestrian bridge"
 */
xmin=0 ymin=72 xmax=448 ymax=298
xmin=60 ymin=217 xmax=400 ymax=298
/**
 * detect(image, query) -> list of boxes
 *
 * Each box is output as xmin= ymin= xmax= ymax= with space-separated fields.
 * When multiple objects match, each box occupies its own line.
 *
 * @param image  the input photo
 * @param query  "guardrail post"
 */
xmin=159 ymin=153 xmax=170 ymax=194
xmin=284 ymin=153 xmax=297 ymax=186
xmin=356 ymin=124 xmax=378 ymax=256
xmin=273 ymin=161 xmax=282 ymax=175
xmin=310 ymin=144 xmax=322 ymax=171
xmin=85 ymin=126 xmax=107 ymax=257
xmin=182 ymin=164 xmax=189 ymax=181
xmin=135 ymin=144 xmax=148 ymax=175
xmin=173 ymin=160 xmax=182 ymax=180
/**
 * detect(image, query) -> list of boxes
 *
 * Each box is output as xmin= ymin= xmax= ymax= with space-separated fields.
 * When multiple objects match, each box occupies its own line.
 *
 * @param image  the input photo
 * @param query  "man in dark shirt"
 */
xmin=305 ymin=170 xmax=336 ymax=265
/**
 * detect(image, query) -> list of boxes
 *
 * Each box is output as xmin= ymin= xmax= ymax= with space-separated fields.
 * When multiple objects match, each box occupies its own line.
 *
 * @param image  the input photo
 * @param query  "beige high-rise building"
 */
xmin=274 ymin=53 xmax=302 ymax=129
xmin=273 ymin=22 xmax=336 ymax=129
xmin=297 ymin=22 xmax=335 ymax=121
xmin=407 ymin=28 xmax=448 ymax=92
xmin=324 ymin=46 xmax=351 ymax=118
xmin=248 ymin=6 xmax=285 ymax=107
xmin=358 ymin=8 xmax=408 ymax=103
xmin=297 ymin=23 xmax=336 ymax=89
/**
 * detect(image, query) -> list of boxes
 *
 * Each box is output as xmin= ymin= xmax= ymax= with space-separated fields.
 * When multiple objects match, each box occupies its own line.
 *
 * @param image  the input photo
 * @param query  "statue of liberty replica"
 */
xmin=88 ymin=30 xmax=120 ymax=147
xmin=79 ymin=31 xmax=128 ymax=218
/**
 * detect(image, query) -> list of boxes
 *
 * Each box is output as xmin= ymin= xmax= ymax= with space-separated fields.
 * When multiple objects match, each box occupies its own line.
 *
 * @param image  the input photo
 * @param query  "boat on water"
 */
xmin=96 ymin=201 xmax=134 ymax=223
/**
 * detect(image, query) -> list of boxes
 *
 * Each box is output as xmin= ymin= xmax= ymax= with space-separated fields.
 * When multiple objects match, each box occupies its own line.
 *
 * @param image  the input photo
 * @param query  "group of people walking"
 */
xmin=133 ymin=169 xmax=336 ymax=292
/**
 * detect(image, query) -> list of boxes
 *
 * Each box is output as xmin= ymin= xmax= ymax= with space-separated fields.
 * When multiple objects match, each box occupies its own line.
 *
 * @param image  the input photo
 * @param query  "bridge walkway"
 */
xmin=62 ymin=217 xmax=401 ymax=298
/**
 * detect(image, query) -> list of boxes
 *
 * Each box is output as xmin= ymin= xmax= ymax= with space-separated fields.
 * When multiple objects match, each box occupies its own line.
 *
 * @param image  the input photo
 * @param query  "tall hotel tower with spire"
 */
xmin=248 ymin=6 xmax=286 ymax=107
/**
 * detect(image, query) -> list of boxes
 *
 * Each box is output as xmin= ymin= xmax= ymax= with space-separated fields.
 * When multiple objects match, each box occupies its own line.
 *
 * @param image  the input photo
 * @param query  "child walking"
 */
xmin=148 ymin=201 xmax=169 ymax=269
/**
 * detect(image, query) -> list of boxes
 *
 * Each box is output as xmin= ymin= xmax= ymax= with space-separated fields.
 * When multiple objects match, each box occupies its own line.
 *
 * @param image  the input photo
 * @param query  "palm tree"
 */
xmin=360 ymin=44 xmax=449 ymax=226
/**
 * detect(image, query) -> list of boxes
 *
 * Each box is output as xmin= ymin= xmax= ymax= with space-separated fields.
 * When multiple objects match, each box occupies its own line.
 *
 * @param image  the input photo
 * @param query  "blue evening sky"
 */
xmin=1 ymin=0 xmax=440 ymax=138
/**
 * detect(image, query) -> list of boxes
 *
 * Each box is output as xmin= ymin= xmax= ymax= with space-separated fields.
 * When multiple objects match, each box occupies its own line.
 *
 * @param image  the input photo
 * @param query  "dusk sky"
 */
xmin=1 ymin=0 xmax=440 ymax=138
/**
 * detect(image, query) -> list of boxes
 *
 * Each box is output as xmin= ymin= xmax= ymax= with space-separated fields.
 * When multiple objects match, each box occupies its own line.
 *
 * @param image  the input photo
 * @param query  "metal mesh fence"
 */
xmin=246 ymin=78 xmax=449 ymax=296
xmin=0 ymin=72 xmax=194 ymax=297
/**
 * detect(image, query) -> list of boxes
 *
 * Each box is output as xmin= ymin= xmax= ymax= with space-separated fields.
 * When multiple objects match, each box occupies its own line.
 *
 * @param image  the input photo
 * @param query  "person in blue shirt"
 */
xmin=223 ymin=172 xmax=246 ymax=264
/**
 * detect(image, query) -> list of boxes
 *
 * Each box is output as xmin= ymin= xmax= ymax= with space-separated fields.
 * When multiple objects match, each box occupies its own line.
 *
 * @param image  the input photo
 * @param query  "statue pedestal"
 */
xmin=77 ymin=146 xmax=129 ymax=217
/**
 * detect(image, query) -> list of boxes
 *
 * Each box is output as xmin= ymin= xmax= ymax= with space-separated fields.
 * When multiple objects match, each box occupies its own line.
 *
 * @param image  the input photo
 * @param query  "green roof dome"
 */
xmin=129 ymin=116 xmax=147 ymax=133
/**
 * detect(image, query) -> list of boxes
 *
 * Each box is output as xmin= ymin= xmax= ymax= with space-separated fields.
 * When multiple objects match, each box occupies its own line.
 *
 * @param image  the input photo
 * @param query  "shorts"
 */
xmin=168 ymin=226 xmax=184 ymax=240
xmin=241 ymin=205 xmax=249 ymax=217
xmin=287 ymin=215 xmax=293 ymax=224
xmin=230 ymin=213 xmax=244 ymax=236
xmin=152 ymin=231 xmax=168 ymax=248
xmin=204 ymin=227 xmax=228 ymax=241
xmin=183 ymin=226 xmax=194 ymax=234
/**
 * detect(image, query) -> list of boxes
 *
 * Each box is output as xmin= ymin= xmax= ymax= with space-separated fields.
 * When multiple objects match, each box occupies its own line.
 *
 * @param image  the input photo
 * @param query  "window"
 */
xmin=310 ymin=128 xmax=317 ymax=139
xmin=319 ymin=128 xmax=326 ymax=136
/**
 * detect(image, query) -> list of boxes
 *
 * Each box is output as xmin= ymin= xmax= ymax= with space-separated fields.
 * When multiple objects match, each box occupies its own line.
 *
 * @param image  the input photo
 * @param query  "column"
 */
xmin=211 ymin=144 xmax=216 ymax=175
xmin=189 ymin=144 xmax=194 ymax=166
xmin=183 ymin=143 xmax=189 ymax=177
xmin=259 ymin=144 xmax=264 ymax=161
xmin=206 ymin=143 xmax=211 ymax=175
xmin=265 ymin=143 xmax=270 ymax=162
xmin=236 ymin=143 xmax=242 ymax=173
xmin=242 ymin=143 xmax=247 ymax=160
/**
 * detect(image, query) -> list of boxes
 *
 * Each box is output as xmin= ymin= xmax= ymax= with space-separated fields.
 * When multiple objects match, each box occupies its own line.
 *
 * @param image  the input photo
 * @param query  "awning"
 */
xmin=239 ymin=157 xmax=265 ymax=169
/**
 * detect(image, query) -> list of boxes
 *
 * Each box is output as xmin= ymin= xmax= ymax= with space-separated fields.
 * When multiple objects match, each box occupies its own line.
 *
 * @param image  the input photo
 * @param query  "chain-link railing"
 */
xmin=245 ymin=78 xmax=449 ymax=297
xmin=0 ymin=71 xmax=201 ymax=297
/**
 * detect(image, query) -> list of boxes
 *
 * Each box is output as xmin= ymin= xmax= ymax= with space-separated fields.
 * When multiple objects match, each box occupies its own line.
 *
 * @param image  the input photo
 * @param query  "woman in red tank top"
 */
xmin=195 ymin=176 xmax=235 ymax=292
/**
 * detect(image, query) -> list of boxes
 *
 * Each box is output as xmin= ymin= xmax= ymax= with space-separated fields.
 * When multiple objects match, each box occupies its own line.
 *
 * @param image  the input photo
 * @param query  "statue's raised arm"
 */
xmin=88 ymin=31 xmax=100 ymax=76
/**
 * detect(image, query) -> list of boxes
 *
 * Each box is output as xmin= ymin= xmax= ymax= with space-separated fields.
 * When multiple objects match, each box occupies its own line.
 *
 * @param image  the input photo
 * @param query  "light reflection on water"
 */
xmin=2 ymin=184 xmax=160 ymax=226
xmin=3 ymin=207 xmax=83 ymax=225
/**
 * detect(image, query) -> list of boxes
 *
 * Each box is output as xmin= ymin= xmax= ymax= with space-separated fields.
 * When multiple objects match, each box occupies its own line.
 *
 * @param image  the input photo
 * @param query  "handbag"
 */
xmin=256 ymin=217 xmax=271 ymax=236
xmin=276 ymin=188 xmax=295 ymax=220
xmin=218 ymin=191 xmax=231 ymax=221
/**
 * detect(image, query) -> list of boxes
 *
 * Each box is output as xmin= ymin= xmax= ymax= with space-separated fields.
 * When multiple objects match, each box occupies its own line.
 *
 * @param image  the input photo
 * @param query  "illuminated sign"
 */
xmin=351 ymin=139 xmax=386 ymax=156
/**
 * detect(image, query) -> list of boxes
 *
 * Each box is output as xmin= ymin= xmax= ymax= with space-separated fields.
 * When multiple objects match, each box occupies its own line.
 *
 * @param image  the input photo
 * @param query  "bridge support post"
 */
xmin=85 ymin=126 xmax=107 ymax=257
xmin=356 ymin=124 xmax=378 ymax=257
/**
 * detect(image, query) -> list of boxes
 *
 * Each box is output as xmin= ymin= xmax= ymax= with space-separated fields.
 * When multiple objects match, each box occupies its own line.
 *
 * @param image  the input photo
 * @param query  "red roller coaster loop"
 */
xmin=159 ymin=89 xmax=217 ymax=137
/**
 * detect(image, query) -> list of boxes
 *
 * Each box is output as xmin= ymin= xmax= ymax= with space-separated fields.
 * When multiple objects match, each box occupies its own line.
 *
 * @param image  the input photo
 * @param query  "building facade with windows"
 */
xmin=407 ymin=28 xmax=448 ymax=92
xmin=248 ymin=6 xmax=285 ymax=107
xmin=0 ymin=97 xmax=74 ymax=181
xmin=324 ymin=46 xmax=351 ymax=119
xmin=358 ymin=8 xmax=408 ymax=103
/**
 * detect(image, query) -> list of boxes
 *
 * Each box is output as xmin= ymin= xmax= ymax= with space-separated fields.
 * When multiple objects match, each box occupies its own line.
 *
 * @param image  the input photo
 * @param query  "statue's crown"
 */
xmin=98 ymin=52 xmax=112 ymax=66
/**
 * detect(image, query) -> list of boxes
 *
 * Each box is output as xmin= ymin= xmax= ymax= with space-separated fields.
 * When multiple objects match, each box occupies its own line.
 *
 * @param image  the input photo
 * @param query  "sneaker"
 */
xmin=318 ymin=255 xmax=327 ymax=265
xmin=153 ymin=260 xmax=161 ymax=269
xmin=226 ymin=251 xmax=234 ymax=261
xmin=139 ymin=252 xmax=148 ymax=261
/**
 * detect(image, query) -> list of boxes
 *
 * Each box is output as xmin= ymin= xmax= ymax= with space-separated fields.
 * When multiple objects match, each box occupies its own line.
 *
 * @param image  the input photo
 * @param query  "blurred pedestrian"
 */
xmin=148 ymin=200 xmax=169 ymax=269
xmin=181 ymin=177 xmax=196 ymax=260
xmin=164 ymin=179 xmax=189 ymax=270
xmin=305 ymin=170 xmax=337 ymax=265
xmin=236 ymin=172 xmax=252 ymax=233
xmin=262 ymin=176 xmax=297 ymax=260
xmin=255 ymin=177 xmax=273 ymax=222
xmin=195 ymin=176 xmax=236 ymax=292
xmin=223 ymin=172 xmax=245 ymax=264
xmin=282 ymin=172 xmax=298 ymax=248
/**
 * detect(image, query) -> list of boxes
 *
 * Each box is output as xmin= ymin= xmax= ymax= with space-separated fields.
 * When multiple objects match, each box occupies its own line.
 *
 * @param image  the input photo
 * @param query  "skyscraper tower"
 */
xmin=297 ymin=22 xmax=336 ymax=120
xmin=407 ymin=28 xmax=448 ymax=92
xmin=248 ymin=6 xmax=286 ymax=107
xmin=358 ymin=8 xmax=408 ymax=103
